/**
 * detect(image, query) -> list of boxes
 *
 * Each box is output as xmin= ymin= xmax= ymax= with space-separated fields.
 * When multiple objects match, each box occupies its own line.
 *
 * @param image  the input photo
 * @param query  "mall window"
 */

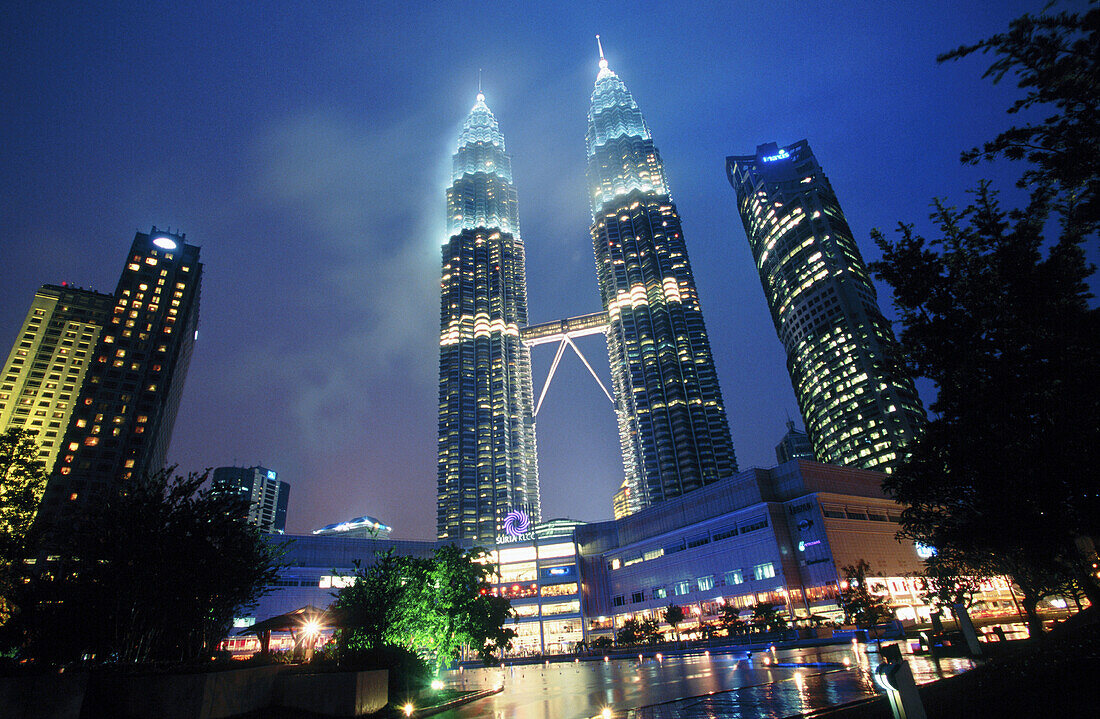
xmin=752 ymin=562 xmax=776 ymax=581
xmin=652 ymin=586 xmax=667 ymax=599
xmin=673 ymin=580 xmax=692 ymax=596
xmin=724 ymin=570 xmax=744 ymax=585
xmin=697 ymin=575 xmax=715 ymax=592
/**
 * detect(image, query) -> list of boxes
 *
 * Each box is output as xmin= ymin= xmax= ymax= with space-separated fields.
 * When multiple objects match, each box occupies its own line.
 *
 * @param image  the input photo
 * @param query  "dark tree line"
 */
xmin=0 ymin=438 xmax=285 ymax=665
xmin=870 ymin=3 xmax=1099 ymax=636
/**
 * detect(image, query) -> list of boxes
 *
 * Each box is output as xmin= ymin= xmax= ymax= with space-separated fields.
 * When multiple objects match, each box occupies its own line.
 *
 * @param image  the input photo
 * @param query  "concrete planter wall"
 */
xmin=86 ymin=664 xmax=284 ymax=719
xmin=275 ymin=669 xmax=388 ymax=717
xmin=0 ymin=671 xmax=88 ymax=719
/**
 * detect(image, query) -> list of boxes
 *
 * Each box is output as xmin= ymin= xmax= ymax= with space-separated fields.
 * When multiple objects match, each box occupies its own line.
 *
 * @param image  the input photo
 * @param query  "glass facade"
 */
xmin=437 ymin=93 xmax=540 ymax=542
xmin=587 ymin=51 xmax=737 ymax=516
xmin=726 ymin=141 xmax=925 ymax=474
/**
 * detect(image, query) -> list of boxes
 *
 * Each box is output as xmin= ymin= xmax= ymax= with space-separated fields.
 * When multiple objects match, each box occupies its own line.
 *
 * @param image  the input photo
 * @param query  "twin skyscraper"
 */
xmin=436 ymin=44 xmax=924 ymax=543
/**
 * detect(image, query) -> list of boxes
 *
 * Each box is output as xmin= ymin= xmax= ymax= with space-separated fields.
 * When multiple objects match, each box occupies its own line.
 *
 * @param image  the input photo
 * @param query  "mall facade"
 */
xmin=239 ymin=459 xmax=1016 ymax=656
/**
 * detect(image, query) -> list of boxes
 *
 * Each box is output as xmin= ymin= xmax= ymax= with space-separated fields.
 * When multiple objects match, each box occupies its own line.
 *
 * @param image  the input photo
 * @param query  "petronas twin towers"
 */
xmin=437 ymin=46 xmax=735 ymax=542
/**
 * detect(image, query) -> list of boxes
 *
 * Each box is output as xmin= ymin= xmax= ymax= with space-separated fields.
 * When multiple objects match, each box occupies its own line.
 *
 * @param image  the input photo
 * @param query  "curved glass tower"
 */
xmin=726 ymin=140 xmax=925 ymax=473
xmin=437 ymin=92 xmax=540 ymax=542
xmin=587 ymin=46 xmax=737 ymax=515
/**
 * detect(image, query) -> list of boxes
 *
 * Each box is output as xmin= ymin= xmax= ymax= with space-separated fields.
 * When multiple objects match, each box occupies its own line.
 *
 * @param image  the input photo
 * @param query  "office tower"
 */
xmin=775 ymin=419 xmax=814 ymax=465
xmin=0 ymin=285 xmax=113 ymax=483
xmin=212 ymin=465 xmax=290 ymax=533
xmin=35 ymin=228 xmax=202 ymax=526
xmin=587 ymin=42 xmax=737 ymax=515
xmin=437 ymin=91 xmax=540 ymax=542
xmin=726 ymin=141 xmax=925 ymax=473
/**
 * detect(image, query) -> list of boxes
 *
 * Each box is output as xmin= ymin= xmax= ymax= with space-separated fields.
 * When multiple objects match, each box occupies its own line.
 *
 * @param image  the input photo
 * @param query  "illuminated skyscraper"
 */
xmin=212 ymin=465 xmax=290 ymax=533
xmin=35 ymin=228 xmax=202 ymax=527
xmin=437 ymin=91 xmax=540 ymax=542
xmin=726 ymin=141 xmax=924 ymax=473
xmin=0 ymin=285 xmax=113 ymax=480
xmin=588 ymin=41 xmax=737 ymax=515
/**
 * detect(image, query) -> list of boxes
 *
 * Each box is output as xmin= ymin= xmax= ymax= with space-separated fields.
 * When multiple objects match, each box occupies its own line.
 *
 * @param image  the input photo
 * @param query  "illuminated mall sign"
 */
xmin=761 ymin=149 xmax=790 ymax=162
xmin=496 ymin=509 xmax=535 ymax=544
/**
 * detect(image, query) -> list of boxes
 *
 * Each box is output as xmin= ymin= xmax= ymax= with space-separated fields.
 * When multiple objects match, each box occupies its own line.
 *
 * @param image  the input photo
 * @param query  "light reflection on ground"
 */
xmin=433 ymin=643 xmax=975 ymax=719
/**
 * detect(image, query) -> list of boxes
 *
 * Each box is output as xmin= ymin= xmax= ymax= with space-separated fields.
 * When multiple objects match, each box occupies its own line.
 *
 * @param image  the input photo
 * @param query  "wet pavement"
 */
xmin=431 ymin=642 xmax=976 ymax=719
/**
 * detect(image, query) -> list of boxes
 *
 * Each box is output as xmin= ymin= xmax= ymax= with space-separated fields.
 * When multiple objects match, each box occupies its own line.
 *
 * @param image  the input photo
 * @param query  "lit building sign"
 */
xmin=151 ymin=235 xmax=178 ymax=250
xmin=915 ymin=542 xmax=937 ymax=559
xmin=798 ymin=539 xmax=822 ymax=552
xmin=267 ymin=470 xmax=277 ymax=480
xmin=761 ymin=149 xmax=790 ymax=163
xmin=503 ymin=510 xmax=530 ymax=537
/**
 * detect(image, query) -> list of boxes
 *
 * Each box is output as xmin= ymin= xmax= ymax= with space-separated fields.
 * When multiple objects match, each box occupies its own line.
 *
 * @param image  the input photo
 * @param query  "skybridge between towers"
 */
xmin=520 ymin=311 xmax=613 ymax=416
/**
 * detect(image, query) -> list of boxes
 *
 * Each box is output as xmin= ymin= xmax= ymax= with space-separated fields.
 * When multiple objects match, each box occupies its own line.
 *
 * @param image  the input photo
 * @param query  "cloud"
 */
xmin=246 ymin=110 xmax=446 ymax=448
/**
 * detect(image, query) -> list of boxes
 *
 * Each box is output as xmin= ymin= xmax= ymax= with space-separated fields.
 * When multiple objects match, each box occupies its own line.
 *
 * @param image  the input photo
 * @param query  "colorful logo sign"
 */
xmin=502 ymin=510 xmax=530 ymax=538
xmin=761 ymin=149 xmax=790 ymax=162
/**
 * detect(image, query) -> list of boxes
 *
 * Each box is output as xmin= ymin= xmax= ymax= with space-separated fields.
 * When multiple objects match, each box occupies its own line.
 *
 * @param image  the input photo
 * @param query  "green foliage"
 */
xmin=750 ymin=603 xmax=788 ymax=633
xmin=331 ymin=644 xmax=430 ymax=702
xmin=334 ymin=544 xmax=514 ymax=670
xmin=591 ymin=634 xmax=614 ymax=650
xmin=719 ymin=603 xmax=746 ymax=635
xmin=615 ymin=617 xmax=661 ymax=645
xmin=837 ymin=561 xmax=892 ymax=631
xmin=12 ymin=468 xmax=285 ymax=664
xmin=914 ymin=548 xmax=996 ymax=614
xmin=0 ymin=428 xmax=48 ymax=629
xmin=871 ymin=4 xmax=1100 ymax=637
xmin=662 ymin=603 xmax=684 ymax=640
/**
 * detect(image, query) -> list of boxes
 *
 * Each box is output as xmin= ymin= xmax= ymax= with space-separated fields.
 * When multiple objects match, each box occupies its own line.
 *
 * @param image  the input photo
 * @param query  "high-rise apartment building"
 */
xmin=726 ymin=141 xmax=924 ymax=473
xmin=212 ymin=465 xmax=289 ymax=533
xmin=0 ymin=285 xmax=113 ymax=481
xmin=587 ymin=43 xmax=737 ymax=515
xmin=35 ymin=228 xmax=202 ymax=527
xmin=437 ymin=92 xmax=540 ymax=543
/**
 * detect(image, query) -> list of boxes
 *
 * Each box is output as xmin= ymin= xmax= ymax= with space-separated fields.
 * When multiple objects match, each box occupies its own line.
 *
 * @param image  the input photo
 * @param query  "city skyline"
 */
xmin=2 ymin=1 xmax=1082 ymax=539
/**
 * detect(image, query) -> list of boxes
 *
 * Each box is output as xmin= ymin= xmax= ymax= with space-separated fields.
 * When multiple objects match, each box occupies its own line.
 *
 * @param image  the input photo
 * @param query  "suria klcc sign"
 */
xmin=496 ymin=509 xmax=534 ymax=544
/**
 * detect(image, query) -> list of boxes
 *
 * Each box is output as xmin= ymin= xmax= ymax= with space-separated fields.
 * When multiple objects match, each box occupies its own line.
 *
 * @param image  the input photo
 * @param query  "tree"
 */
xmin=662 ymin=603 xmax=684 ymax=641
xmin=941 ymin=5 xmax=1099 ymax=237
xmin=334 ymin=544 xmax=514 ymax=669
xmin=750 ymin=602 xmax=787 ymax=633
xmin=14 ymin=469 xmax=285 ymax=663
xmin=615 ymin=617 xmax=661 ymax=646
xmin=871 ymin=4 xmax=1100 ymax=637
xmin=0 ymin=428 xmax=48 ymax=629
xmin=719 ymin=603 xmax=746 ymax=636
xmin=837 ymin=561 xmax=892 ymax=633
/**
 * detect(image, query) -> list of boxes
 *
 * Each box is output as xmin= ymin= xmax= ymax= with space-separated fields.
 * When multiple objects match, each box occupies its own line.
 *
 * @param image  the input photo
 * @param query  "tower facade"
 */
xmin=0 ymin=285 xmax=113 ymax=479
xmin=212 ymin=465 xmax=290 ymax=533
xmin=726 ymin=141 xmax=924 ymax=473
xmin=587 ymin=46 xmax=737 ymax=515
xmin=35 ymin=228 xmax=202 ymax=527
xmin=437 ymin=92 xmax=540 ymax=542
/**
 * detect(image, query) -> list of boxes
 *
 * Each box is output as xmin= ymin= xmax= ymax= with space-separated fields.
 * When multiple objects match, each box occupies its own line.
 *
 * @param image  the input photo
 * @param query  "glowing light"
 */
xmin=152 ymin=235 xmax=178 ymax=250
xmin=302 ymin=619 xmax=320 ymax=637
xmin=403 ymin=702 xmax=414 ymax=716
xmin=601 ymin=708 xmax=612 ymax=719
xmin=761 ymin=149 xmax=790 ymax=162
xmin=503 ymin=510 xmax=530 ymax=537
xmin=843 ymin=657 xmax=851 ymax=667
xmin=430 ymin=679 xmax=444 ymax=691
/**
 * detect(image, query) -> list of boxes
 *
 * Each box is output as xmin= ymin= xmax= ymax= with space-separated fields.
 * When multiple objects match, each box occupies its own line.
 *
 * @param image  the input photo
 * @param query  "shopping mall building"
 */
xmin=234 ymin=459 xmax=1016 ymax=655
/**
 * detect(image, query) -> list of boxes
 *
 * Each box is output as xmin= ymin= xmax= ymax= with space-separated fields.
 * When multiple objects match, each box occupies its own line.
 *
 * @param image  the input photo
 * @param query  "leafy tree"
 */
xmin=871 ymin=4 xmax=1100 ymax=637
xmin=334 ymin=544 xmax=513 ymax=669
xmin=719 ymin=603 xmax=746 ymax=635
xmin=750 ymin=602 xmax=787 ymax=633
xmin=615 ymin=617 xmax=661 ymax=646
xmin=837 ymin=561 xmax=892 ymax=633
xmin=662 ymin=603 xmax=684 ymax=641
xmin=14 ymin=468 xmax=285 ymax=663
xmin=0 ymin=428 xmax=48 ymax=629
xmin=941 ymin=4 xmax=1099 ymax=237
xmin=915 ymin=548 xmax=995 ymax=617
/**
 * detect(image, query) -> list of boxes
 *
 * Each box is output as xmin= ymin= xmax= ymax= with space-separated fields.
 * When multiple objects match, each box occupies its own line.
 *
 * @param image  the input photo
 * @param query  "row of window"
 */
xmin=608 ymin=514 xmax=770 ymax=570
xmin=611 ymin=562 xmax=778 ymax=607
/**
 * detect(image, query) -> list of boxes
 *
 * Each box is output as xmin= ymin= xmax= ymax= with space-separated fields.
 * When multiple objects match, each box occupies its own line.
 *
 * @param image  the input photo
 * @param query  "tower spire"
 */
xmin=596 ymin=34 xmax=608 ymax=71
xmin=477 ymin=68 xmax=484 ymax=102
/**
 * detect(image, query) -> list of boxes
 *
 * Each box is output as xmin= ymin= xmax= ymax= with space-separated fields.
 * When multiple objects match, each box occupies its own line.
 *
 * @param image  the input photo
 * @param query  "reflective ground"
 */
xmin=432 ymin=643 xmax=975 ymax=719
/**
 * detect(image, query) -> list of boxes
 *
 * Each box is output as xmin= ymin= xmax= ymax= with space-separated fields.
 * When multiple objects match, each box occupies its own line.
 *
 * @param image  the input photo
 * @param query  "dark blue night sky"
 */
xmin=2 ymin=1 xmax=1088 ymax=539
